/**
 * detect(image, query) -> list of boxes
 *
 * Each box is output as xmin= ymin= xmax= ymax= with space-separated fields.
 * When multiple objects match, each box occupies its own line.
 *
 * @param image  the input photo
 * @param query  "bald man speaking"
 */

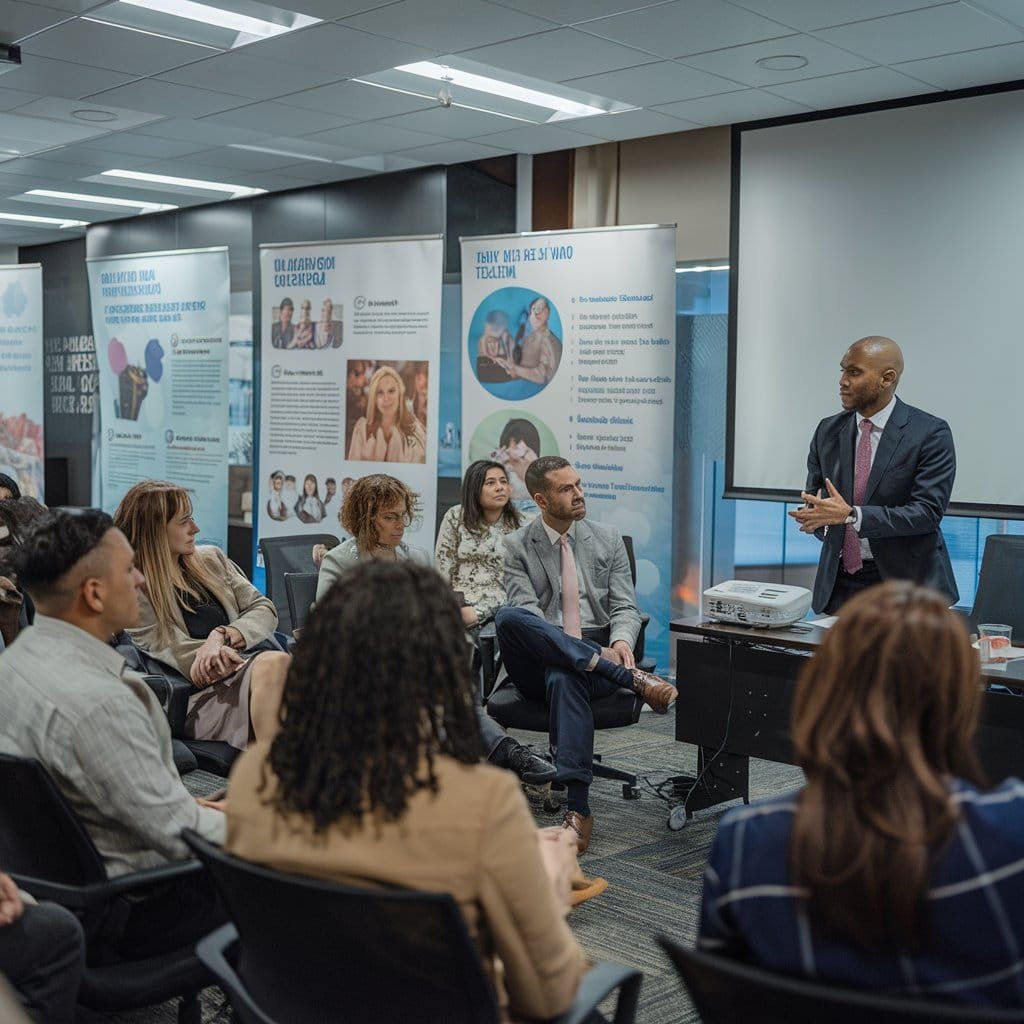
xmin=789 ymin=336 xmax=958 ymax=614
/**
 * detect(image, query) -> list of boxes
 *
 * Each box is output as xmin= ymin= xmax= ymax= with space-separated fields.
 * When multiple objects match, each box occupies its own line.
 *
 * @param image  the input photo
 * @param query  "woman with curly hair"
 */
xmin=697 ymin=580 xmax=1024 ymax=1006
xmin=114 ymin=481 xmax=290 ymax=750
xmin=225 ymin=560 xmax=587 ymax=1020
xmin=347 ymin=365 xmax=426 ymax=464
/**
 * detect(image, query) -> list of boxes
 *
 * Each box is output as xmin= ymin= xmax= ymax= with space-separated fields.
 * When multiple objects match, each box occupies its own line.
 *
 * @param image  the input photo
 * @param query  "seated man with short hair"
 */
xmin=495 ymin=457 xmax=677 ymax=854
xmin=0 ymin=509 xmax=225 ymax=957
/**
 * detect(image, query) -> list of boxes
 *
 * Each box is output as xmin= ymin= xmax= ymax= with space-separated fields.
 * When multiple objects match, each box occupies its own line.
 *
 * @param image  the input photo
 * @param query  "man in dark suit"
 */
xmin=495 ymin=456 xmax=677 ymax=853
xmin=790 ymin=336 xmax=958 ymax=614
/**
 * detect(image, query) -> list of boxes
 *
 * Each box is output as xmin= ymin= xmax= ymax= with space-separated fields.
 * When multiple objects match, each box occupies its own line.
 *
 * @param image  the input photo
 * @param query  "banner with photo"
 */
xmin=87 ymin=248 xmax=231 ymax=546
xmin=257 ymin=236 xmax=443 ymax=552
xmin=0 ymin=264 xmax=44 ymax=500
xmin=461 ymin=225 xmax=677 ymax=671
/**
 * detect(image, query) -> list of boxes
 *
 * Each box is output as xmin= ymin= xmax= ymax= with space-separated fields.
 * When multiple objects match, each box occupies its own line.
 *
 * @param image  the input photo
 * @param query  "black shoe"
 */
xmin=492 ymin=740 xmax=557 ymax=785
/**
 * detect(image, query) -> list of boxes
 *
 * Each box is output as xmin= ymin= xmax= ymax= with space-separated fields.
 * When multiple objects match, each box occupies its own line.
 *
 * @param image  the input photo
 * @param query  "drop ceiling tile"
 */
xmin=64 ymin=132 xmax=211 ymax=159
xmin=463 ymin=27 xmax=659 ymax=80
xmin=0 ymin=110 xmax=111 ymax=144
xmin=973 ymin=0 xmax=1024 ymax=31
xmin=198 ymin=101 xmax=353 ymax=136
xmin=174 ymin=145 xmax=340 ymax=173
xmin=581 ymin=0 xmax=791 ymax=59
xmin=484 ymin=0 xmax=670 ymax=25
xmin=0 ymin=155 xmax=85 ymax=178
xmin=381 ymin=105 xmax=528 ymax=140
xmin=239 ymin=22 xmax=439 ymax=78
xmin=283 ymin=0 xmax=400 ymax=19
xmin=345 ymin=0 xmax=551 ymax=50
xmin=20 ymin=145 xmax=122 ymax=169
xmin=20 ymin=18 xmax=218 ymax=76
xmin=564 ymin=59 xmax=743 ymax=105
xmin=653 ymin=88 xmax=811 ymax=125
xmin=0 ymin=87 xmax=44 ymax=112
xmin=681 ymin=34 xmax=874 ymax=87
xmin=1 ymin=0 xmax=72 ymax=42
xmin=11 ymin=0 xmax=109 ymax=13
xmin=84 ymin=78 xmax=251 ymax=118
xmin=277 ymin=79 xmax=436 ymax=118
xmin=132 ymin=118 xmax=264 ymax=146
xmin=0 ymin=54 xmax=136 ymax=99
xmin=765 ymin=66 xmax=937 ymax=109
xmin=395 ymin=138 xmax=508 ymax=164
xmin=157 ymin=51 xmax=341 ymax=101
xmin=252 ymin=160 xmax=352 ymax=182
xmin=816 ymin=3 xmax=1023 ymax=64
xmin=724 ymin=0 xmax=950 ymax=32
xmin=561 ymin=107 xmax=700 ymax=140
xmin=12 ymin=96 xmax=163 ymax=130
xmin=471 ymin=121 xmax=606 ymax=153
xmin=256 ymin=135 xmax=366 ymax=161
xmin=127 ymin=157 xmax=272 ymax=185
xmin=895 ymin=41 xmax=1024 ymax=90
xmin=309 ymin=120 xmax=451 ymax=153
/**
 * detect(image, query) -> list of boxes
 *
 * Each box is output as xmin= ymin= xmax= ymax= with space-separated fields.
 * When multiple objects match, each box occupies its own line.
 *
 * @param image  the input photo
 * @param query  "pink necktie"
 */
xmin=842 ymin=418 xmax=874 ymax=573
xmin=559 ymin=534 xmax=582 ymax=638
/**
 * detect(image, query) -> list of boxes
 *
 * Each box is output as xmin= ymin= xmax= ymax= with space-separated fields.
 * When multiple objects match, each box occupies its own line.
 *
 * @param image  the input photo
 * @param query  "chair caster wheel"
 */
xmin=668 ymin=805 xmax=689 ymax=831
xmin=622 ymin=784 xmax=640 ymax=800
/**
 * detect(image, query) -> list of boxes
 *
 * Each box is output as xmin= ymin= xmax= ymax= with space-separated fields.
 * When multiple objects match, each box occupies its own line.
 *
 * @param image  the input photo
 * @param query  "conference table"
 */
xmin=670 ymin=616 xmax=1024 ymax=821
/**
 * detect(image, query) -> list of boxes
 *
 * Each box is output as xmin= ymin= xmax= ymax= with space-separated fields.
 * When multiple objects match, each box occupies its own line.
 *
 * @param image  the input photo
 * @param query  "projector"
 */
xmin=0 ymin=45 xmax=20 ymax=76
xmin=703 ymin=580 xmax=812 ymax=628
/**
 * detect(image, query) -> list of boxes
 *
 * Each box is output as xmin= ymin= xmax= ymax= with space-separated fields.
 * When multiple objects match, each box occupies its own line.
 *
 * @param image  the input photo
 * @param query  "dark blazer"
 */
xmin=805 ymin=396 xmax=958 ymax=612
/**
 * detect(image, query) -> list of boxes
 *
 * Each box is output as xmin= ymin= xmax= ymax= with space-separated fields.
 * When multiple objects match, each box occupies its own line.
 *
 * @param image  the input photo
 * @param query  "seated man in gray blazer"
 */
xmin=495 ymin=456 xmax=677 ymax=854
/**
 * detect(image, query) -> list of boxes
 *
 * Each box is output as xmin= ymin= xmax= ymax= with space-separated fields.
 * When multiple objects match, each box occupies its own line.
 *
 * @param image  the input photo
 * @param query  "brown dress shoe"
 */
xmin=630 ymin=668 xmax=678 ymax=714
xmin=561 ymin=810 xmax=593 ymax=855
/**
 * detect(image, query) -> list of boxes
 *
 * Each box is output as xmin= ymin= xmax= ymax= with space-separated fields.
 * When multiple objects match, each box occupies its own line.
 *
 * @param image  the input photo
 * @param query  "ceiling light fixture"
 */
xmin=0 ymin=212 xmax=88 ymax=228
xmin=25 ymin=189 xmax=178 ymax=212
xmin=100 ymin=169 xmax=266 ymax=198
xmin=675 ymin=264 xmax=729 ymax=274
xmin=116 ymin=0 xmax=310 ymax=39
xmin=394 ymin=61 xmax=605 ymax=118
xmin=229 ymin=144 xmax=334 ymax=164
xmin=755 ymin=55 xmax=809 ymax=71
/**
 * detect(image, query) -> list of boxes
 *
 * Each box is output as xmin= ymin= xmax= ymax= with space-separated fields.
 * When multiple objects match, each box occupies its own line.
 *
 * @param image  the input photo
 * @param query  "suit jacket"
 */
xmin=805 ymin=396 xmax=958 ymax=612
xmin=503 ymin=516 xmax=640 ymax=649
xmin=226 ymin=743 xmax=587 ymax=1021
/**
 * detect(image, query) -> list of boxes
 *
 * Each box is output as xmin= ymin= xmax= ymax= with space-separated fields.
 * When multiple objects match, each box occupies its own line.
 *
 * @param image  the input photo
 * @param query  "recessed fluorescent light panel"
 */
xmin=0 ymin=212 xmax=89 ymax=229
xmin=86 ymin=0 xmax=319 ymax=50
xmin=100 ymin=169 xmax=266 ymax=199
xmin=25 ymin=189 xmax=178 ymax=213
xmin=358 ymin=56 xmax=635 ymax=124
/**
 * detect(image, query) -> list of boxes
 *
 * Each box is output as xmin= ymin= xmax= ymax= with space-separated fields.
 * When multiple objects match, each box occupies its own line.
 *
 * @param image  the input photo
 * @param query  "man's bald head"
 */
xmin=849 ymin=336 xmax=904 ymax=381
xmin=839 ymin=336 xmax=904 ymax=417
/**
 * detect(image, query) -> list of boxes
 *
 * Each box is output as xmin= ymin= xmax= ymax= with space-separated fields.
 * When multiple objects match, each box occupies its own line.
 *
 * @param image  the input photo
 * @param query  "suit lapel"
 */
xmin=529 ymin=518 xmax=560 ymax=598
xmin=863 ymin=397 xmax=908 ymax=504
xmin=837 ymin=412 xmax=856 ymax=501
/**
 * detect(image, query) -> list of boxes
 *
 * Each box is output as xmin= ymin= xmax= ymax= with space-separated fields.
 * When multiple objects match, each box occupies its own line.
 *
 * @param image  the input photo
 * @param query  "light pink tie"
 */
xmin=559 ymin=534 xmax=582 ymax=638
xmin=842 ymin=418 xmax=873 ymax=574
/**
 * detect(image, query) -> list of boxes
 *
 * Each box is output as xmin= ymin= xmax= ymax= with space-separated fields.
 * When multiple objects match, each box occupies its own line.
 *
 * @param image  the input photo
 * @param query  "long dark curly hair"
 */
xmin=264 ymin=559 xmax=483 ymax=831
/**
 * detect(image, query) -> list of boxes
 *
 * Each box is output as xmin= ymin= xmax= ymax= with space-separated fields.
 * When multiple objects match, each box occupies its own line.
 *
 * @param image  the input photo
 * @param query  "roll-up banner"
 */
xmin=257 ymin=235 xmax=443 ymax=551
xmin=87 ymin=247 xmax=232 ymax=546
xmin=0 ymin=264 xmax=44 ymax=499
xmin=461 ymin=225 xmax=677 ymax=672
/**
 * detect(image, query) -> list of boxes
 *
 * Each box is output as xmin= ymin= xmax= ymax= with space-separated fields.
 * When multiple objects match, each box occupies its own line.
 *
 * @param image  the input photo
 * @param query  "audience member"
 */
xmin=114 ymin=481 xmax=289 ymax=751
xmin=698 ymin=580 xmax=1024 ymax=1006
xmin=0 ymin=496 xmax=47 ymax=644
xmin=0 ymin=872 xmax=84 ymax=1024
xmin=225 ymin=560 xmax=588 ymax=1021
xmin=0 ymin=509 xmax=224 ymax=956
xmin=496 ymin=457 xmax=677 ymax=854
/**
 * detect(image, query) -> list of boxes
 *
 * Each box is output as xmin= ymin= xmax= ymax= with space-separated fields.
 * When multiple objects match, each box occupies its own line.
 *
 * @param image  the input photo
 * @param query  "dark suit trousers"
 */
xmin=494 ymin=607 xmax=630 ymax=789
xmin=0 ymin=901 xmax=84 ymax=1024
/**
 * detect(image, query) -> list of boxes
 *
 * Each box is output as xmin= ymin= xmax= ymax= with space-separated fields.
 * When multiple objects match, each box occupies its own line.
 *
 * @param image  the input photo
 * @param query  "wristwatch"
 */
xmin=844 ymin=512 xmax=857 ymax=525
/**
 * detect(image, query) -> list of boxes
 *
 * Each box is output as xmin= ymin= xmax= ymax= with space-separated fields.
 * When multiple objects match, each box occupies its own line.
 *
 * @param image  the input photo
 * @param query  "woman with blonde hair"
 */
xmin=114 ymin=481 xmax=290 ymax=750
xmin=347 ymin=365 xmax=426 ymax=464
xmin=698 ymin=581 xmax=1024 ymax=1006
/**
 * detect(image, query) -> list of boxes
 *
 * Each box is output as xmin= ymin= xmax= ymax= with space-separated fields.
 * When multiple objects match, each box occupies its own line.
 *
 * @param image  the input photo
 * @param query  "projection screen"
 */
xmin=728 ymin=85 xmax=1024 ymax=516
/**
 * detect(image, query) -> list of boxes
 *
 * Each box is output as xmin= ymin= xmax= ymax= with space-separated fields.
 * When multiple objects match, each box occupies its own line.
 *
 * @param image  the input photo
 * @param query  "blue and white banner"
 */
xmin=0 ymin=264 xmax=44 ymax=500
xmin=461 ymin=226 xmax=677 ymax=671
xmin=257 ymin=235 xmax=443 ymax=550
xmin=87 ymin=247 xmax=231 ymax=547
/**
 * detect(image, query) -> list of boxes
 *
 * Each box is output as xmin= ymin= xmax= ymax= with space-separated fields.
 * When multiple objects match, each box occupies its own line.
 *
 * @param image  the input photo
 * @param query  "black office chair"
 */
xmin=184 ymin=831 xmax=642 ymax=1024
xmin=657 ymin=936 xmax=1024 ymax=1024
xmin=284 ymin=571 xmax=320 ymax=634
xmin=0 ymin=755 xmax=210 ymax=1024
xmin=258 ymin=533 xmax=338 ymax=634
xmin=964 ymin=534 xmax=1024 ymax=639
xmin=484 ymin=534 xmax=655 ymax=799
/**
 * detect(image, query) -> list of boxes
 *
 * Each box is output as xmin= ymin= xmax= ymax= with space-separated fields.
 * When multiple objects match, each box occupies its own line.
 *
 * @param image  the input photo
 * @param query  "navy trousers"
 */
xmin=495 ymin=607 xmax=629 ymax=788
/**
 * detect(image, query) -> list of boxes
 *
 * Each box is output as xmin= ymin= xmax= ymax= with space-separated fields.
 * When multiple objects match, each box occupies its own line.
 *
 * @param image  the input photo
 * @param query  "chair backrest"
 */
xmin=0 ymin=754 xmax=107 ymax=887
xmin=258 ymin=534 xmax=338 ymax=634
xmin=970 ymin=534 xmax=1024 ymax=638
xmin=622 ymin=533 xmax=639 ymax=587
xmin=283 ymin=572 xmax=319 ymax=633
xmin=657 ymin=936 xmax=1024 ymax=1024
xmin=183 ymin=832 xmax=501 ymax=1024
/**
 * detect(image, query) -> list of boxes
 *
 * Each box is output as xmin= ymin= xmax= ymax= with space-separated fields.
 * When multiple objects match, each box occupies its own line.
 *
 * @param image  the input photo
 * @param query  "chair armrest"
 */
xmin=141 ymin=673 xmax=193 ymax=737
xmin=478 ymin=625 xmax=501 ymax=701
xmin=197 ymin=925 xmax=276 ymax=1024
xmin=555 ymin=961 xmax=643 ymax=1024
xmin=11 ymin=857 xmax=205 ymax=911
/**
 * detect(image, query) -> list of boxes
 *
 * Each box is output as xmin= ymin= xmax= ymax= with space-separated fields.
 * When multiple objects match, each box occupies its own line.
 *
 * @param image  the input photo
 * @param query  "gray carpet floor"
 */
xmin=102 ymin=712 xmax=804 ymax=1023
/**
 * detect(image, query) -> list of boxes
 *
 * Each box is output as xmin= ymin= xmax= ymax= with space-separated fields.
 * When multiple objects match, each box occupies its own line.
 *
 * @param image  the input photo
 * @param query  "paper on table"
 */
xmin=972 ymin=642 xmax=1024 ymax=660
xmin=809 ymin=616 xmax=838 ymax=629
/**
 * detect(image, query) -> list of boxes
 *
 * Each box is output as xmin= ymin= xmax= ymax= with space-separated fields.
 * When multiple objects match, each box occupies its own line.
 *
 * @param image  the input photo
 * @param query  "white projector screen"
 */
xmin=729 ymin=85 xmax=1024 ymax=516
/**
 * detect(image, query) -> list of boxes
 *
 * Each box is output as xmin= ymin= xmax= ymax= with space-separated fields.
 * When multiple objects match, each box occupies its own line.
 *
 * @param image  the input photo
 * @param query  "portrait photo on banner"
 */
xmin=468 ymin=409 xmax=559 ymax=503
xmin=345 ymin=359 xmax=428 ymax=466
xmin=270 ymin=296 xmax=343 ymax=350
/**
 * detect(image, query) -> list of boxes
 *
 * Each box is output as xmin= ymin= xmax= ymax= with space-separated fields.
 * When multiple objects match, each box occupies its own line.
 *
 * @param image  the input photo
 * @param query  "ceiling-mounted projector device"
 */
xmin=703 ymin=580 xmax=812 ymax=628
xmin=0 ymin=45 xmax=21 ymax=75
